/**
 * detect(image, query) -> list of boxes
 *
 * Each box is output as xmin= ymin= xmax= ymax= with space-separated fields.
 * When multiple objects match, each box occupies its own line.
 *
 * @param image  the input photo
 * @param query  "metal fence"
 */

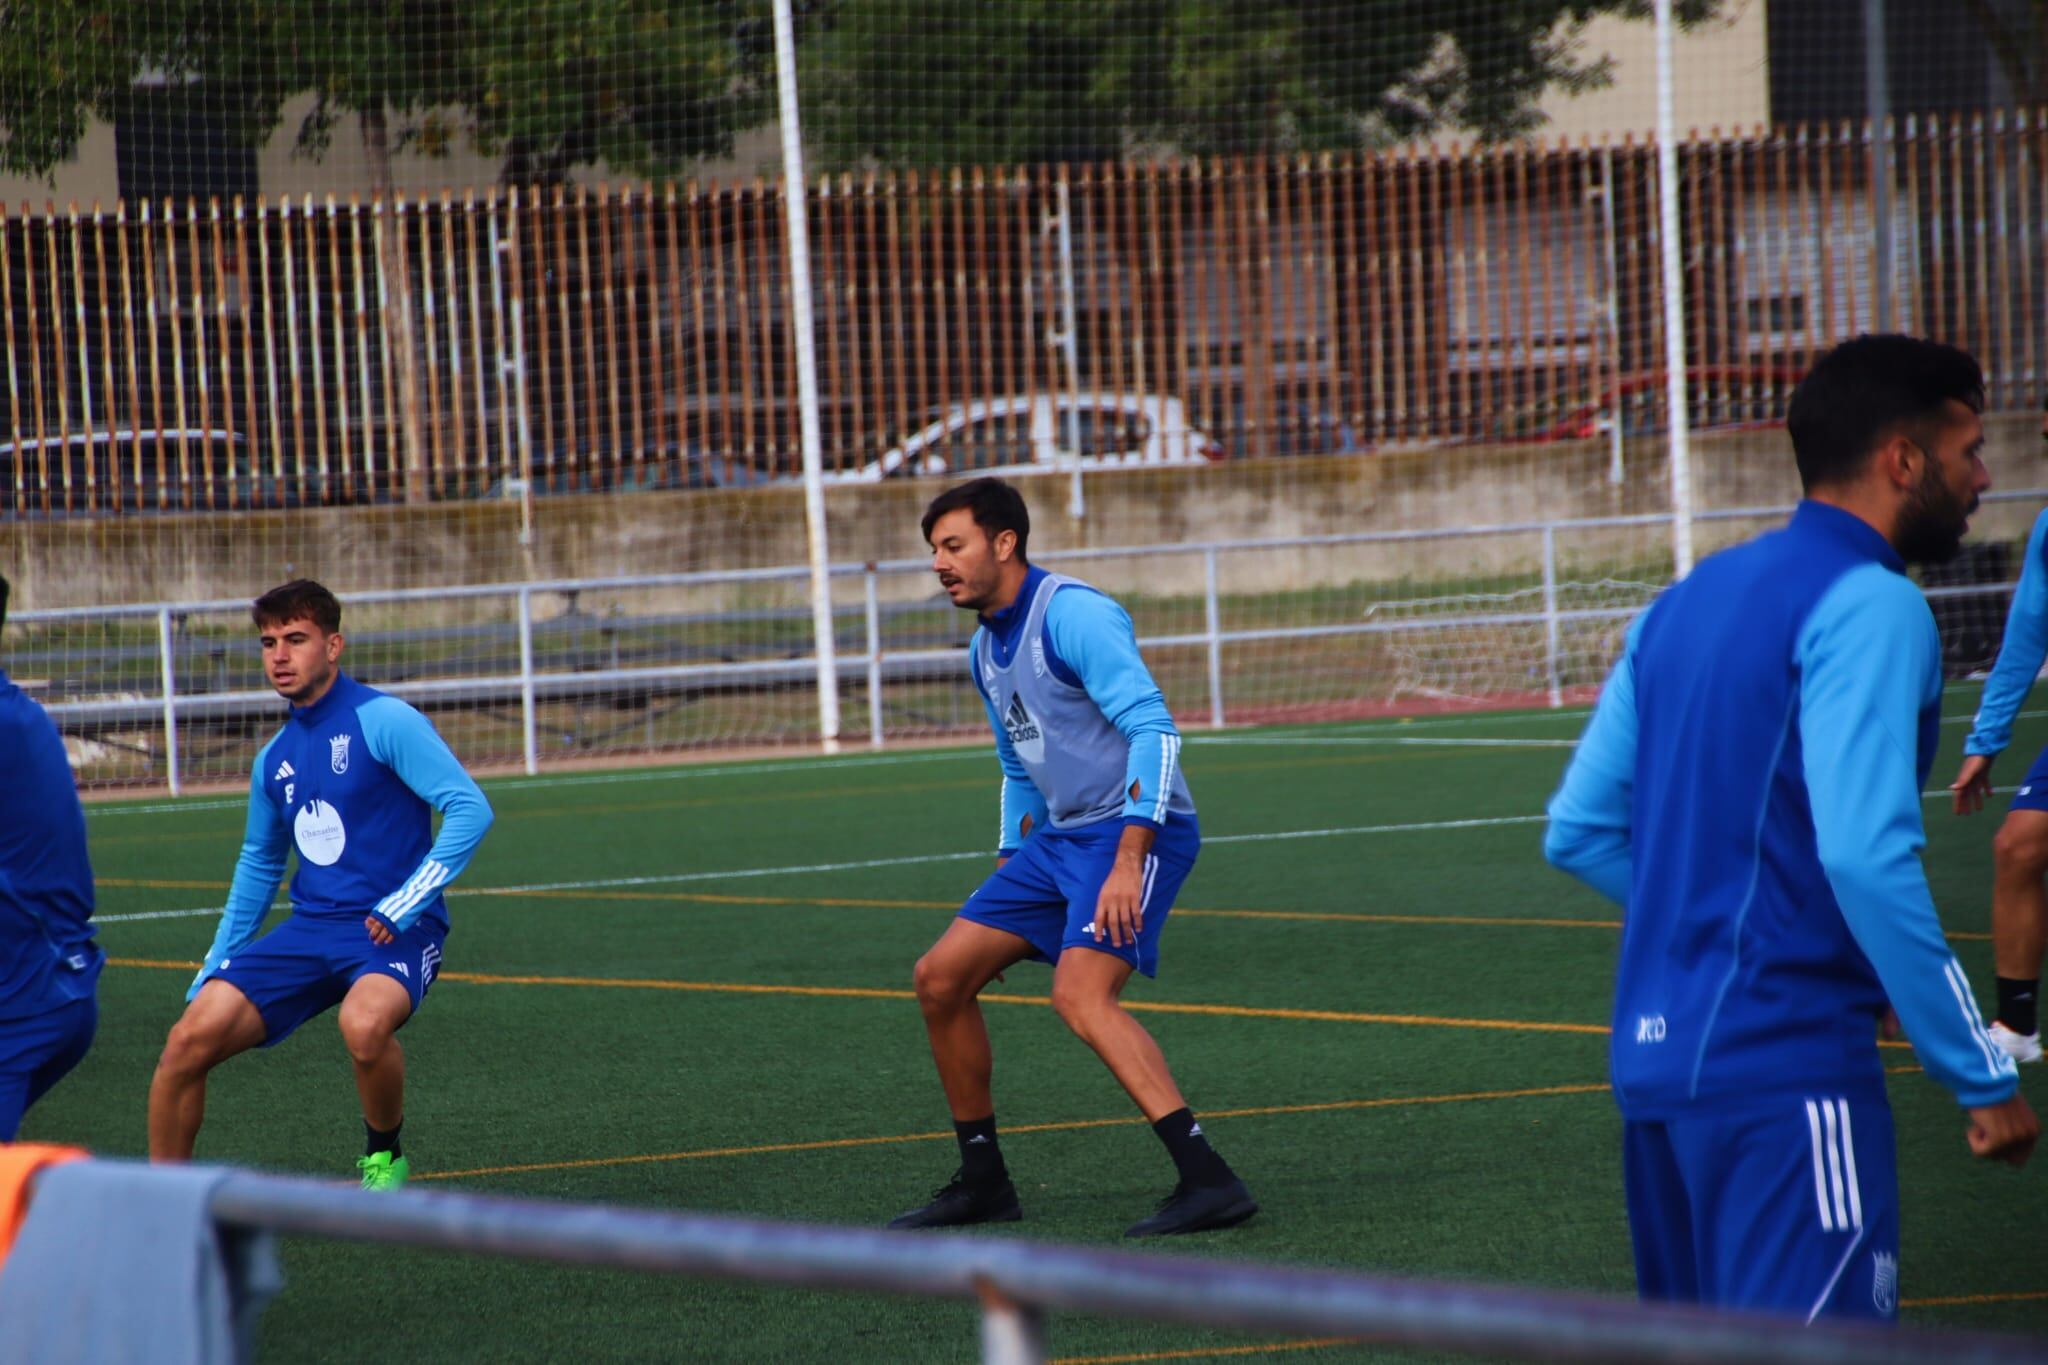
xmin=4 ymin=112 xmax=2048 ymax=514
xmin=32 ymin=1162 xmax=2035 ymax=1364
xmin=21 ymin=496 xmax=2030 ymax=794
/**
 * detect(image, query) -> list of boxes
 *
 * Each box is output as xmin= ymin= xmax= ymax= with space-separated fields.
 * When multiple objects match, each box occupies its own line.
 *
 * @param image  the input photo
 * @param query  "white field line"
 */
xmin=93 ymin=777 xmax=2014 ymax=928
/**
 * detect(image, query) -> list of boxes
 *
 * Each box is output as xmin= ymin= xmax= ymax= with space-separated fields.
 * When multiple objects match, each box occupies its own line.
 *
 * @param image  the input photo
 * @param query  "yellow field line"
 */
xmin=1900 ymin=1288 xmax=2048 ymax=1308
xmin=416 ymin=1083 xmax=1613 ymax=1182
xmin=1053 ymin=1339 xmax=1358 ymax=1365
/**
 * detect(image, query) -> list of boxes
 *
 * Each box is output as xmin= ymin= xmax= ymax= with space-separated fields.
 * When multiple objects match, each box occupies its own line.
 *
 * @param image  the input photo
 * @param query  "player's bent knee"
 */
xmin=1994 ymin=816 xmax=2048 ymax=876
xmin=158 ymin=1015 xmax=231 ymax=1076
xmin=1049 ymin=978 xmax=1112 ymax=1035
xmin=912 ymin=951 xmax=971 ymax=1011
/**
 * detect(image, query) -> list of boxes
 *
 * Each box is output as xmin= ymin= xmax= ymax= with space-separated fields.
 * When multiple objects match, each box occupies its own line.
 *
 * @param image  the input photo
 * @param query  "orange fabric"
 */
xmin=0 ymin=1143 xmax=87 ymax=1268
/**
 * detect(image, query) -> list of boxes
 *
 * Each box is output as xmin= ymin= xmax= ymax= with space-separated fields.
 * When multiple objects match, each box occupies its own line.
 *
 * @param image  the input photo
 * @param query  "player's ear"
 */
xmin=327 ymin=630 xmax=345 ymax=660
xmin=992 ymin=529 xmax=1017 ymax=563
xmin=1871 ymin=431 xmax=1918 ymax=492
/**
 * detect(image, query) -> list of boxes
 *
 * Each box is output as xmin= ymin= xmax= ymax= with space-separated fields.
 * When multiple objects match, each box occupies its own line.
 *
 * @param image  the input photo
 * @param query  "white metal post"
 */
xmin=517 ymin=586 xmax=538 ymax=775
xmin=773 ymin=0 xmax=843 ymax=753
xmin=157 ymin=607 xmax=181 ymax=796
xmin=1052 ymin=177 xmax=1085 ymax=521
xmin=977 ymin=1284 xmax=1048 ymax=1365
xmin=1597 ymin=147 xmax=1625 ymax=486
xmin=1654 ymin=0 xmax=1695 ymax=579
xmin=1204 ymin=548 xmax=1225 ymax=729
xmin=1541 ymin=526 xmax=1563 ymax=709
xmin=864 ymin=567 xmax=884 ymax=749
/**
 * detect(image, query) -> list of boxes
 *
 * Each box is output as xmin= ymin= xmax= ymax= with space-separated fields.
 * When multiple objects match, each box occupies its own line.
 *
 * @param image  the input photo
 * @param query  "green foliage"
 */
xmin=0 ymin=0 xmax=778 ymax=184
xmin=800 ymin=0 xmax=1724 ymax=169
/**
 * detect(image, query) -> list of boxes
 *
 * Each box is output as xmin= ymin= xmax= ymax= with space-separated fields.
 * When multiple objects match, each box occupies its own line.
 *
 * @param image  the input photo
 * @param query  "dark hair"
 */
xmin=0 ymin=573 xmax=9 ymax=637
xmin=920 ymin=477 xmax=1030 ymax=562
xmin=252 ymin=579 xmax=342 ymax=634
xmin=1787 ymin=334 xmax=1984 ymax=490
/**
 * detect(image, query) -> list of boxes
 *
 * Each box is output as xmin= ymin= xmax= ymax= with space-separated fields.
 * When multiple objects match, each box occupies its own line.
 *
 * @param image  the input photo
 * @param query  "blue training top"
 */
xmin=1546 ymin=500 xmax=2017 ymax=1117
xmin=1964 ymin=505 xmax=2048 ymax=759
xmin=970 ymin=565 xmax=1195 ymax=854
xmin=196 ymin=672 xmax=494 ymax=985
xmin=0 ymin=668 xmax=102 ymax=1022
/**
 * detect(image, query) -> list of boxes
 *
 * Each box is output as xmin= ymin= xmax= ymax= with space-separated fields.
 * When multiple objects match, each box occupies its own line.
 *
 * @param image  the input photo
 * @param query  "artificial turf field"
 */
xmin=39 ymin=693 xmax=2048 ymax=1362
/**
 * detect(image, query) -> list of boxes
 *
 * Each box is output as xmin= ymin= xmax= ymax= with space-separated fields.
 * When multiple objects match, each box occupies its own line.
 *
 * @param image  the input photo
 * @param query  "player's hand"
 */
xmin=365 ymin=914 xmax=395 ymax=945
xmin=1878 ymin=1007 xmax=1904 ymax=1042
xmin=1951 ymin=755 xmax=1995 ymax=815
xmin=1091 ymin=853 xmax=1146 ymax=947
xmin=1966 ymin=1094 xmax=2039 ymax=1167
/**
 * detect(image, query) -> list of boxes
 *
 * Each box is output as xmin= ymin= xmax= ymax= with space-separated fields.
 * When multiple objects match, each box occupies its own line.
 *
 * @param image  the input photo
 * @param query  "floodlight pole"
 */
xmin=774 ymin=0 xmax=843 ymax=752
xmin=1654 ymin=0 xmax=1695 ymax=580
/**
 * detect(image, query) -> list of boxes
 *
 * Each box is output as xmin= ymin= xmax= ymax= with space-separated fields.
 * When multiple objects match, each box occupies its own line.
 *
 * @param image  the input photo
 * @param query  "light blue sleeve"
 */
xmin=1543 ymin=617 xmax=1641 ymax=908
xmin=189 ymin=740 xmax=291 ymax=1001
xmin=970 ymin=636 xmax=1047 ymax=855
xmin=1044 ymin=589 xmax=1181 ymax=829
xmin=359 ymin=697 xmax=495 ymax=932
xmin=1964 ymin=509 xmax=2048 ymax=758
xmin=1799 ymin=565 xmax=2018 ymax=1108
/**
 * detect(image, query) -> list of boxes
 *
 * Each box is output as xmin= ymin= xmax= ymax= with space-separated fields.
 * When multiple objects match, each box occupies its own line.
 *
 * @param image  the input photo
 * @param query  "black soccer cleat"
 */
xmin=1123 ymin=1176 xmax=1259 ymax=1238
xmin=887 ymin=1170 xmax=1023 ymax=1229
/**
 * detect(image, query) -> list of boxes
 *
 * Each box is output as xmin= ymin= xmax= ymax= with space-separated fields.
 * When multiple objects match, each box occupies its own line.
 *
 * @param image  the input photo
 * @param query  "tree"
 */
xmin=1956 ymin=0 xmax=2048 ymax=104
xmin=0 ymin=1 xmax=777 ymax=500
xmin=797 ymin=0 xmax=1720 ymax=169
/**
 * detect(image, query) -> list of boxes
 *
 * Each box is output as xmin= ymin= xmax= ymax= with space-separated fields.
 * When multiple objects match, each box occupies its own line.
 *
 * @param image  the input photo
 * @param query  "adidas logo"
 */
xmin=388 ymin=962 xmax=410 ymax=978
xmin=1003 ymin=693 xmax=1041 ymax=744
xmin=965 ymin=1134 xmax=990 ymax=1144
xmin=274 ymin=759 xmax=296 ymax=782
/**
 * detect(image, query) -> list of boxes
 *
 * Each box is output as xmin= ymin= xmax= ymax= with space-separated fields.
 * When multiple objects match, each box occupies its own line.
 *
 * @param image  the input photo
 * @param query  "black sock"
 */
xmin=1997 ymin=977 xmax=2040 ymax=1037
xmin=366 ymin=1121 xmax=403 ymax=1159
xmin=954 ymin=1115 xmax=1005 ymax=1184
xmin=1151 ymin=1107 xmax=1233 ymax=1188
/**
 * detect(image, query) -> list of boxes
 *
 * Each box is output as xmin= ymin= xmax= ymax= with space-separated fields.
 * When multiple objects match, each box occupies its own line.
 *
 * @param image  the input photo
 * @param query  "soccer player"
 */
xmin=888 ymin=478 xmax=1256 ymax=1238
xmin=147 ymin=580 xmax=494 ymax=1189
xmin=1947 ymin=402 xmax=2048 ymax=1064
xmin=0 ymin=574 xmax=103 ymax=1140
xmin=1545 ymin=334 xmax=2037 ymax=1322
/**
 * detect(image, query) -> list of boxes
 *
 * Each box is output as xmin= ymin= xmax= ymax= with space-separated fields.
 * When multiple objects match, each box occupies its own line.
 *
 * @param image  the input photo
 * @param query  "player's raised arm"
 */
xmin=1960 ymin=510 xmax=2048 ymax=792
xmin=1041 ymin=588 xmax=1180 ymax=831
xmin=1544 ymin=618 xmax=1643 ymax=909
xmin=1798 ymin=565 xmax=2023 ymax=1121
xmin=190 ymin=741 xmax=292 ymax=1002
xmin=357 ymin=697 xmax=495 ymax=936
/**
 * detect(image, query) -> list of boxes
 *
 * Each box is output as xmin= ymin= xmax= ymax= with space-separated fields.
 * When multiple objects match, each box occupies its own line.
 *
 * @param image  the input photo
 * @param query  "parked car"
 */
xmin=1219 ymin=400 xmax=1366 ymax=460
xmin=0 ymin=427 xmax=255 ymax=513
xmin=845 ymin=392 xmax=1225 ymax=482
xmin=1489 ymin=366 xmax=1807 ymax=444
xmin=485 ymin=442 xmax=781 ymax=499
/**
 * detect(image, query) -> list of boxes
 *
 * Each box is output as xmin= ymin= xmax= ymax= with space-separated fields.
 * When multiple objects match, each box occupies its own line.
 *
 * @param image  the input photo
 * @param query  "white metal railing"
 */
xmin=39 ymin=1162 xmax=2025 ymax=1363
xmin=21 ymin=496 xmax=2039 ymax=794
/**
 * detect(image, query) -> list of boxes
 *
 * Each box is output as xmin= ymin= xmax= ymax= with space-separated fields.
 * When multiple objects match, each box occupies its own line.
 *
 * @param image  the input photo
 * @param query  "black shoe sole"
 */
xmin=1125 ymin=1194 xmax=1260 ymax=1238
xmin=887 ymin=1196 xmax=1024 ymax=1230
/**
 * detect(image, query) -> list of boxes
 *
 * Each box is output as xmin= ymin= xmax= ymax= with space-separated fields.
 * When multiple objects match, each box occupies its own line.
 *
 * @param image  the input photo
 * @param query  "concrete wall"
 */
xmin=9 ymin=412 xmax=2043 ymax=617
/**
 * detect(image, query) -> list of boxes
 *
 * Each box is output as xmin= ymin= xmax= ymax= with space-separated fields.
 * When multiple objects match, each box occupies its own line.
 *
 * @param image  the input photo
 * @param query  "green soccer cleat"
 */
xmin=357 ymin=1151 xmax=410 ymax=1191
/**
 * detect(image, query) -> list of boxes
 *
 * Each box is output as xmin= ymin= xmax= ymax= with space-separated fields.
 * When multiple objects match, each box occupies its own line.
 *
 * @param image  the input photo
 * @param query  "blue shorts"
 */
xmin=957 ymin=816 xmax=1200 ymax=977
xmin=1623 ymin=1093 xmax=1900 ymax=1322
xmin=2011 ymin=747 xmax=2048 ymax=812
xmin=0 ymin=994 xmax=97 ymax=1142
xmin=212 ymin=913 xmax=447 ymax=1048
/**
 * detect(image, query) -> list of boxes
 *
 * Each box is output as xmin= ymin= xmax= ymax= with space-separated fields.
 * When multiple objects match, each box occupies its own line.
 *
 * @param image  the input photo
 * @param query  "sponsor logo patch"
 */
xmin=293 ymin=798 xmax=348 ymax=866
